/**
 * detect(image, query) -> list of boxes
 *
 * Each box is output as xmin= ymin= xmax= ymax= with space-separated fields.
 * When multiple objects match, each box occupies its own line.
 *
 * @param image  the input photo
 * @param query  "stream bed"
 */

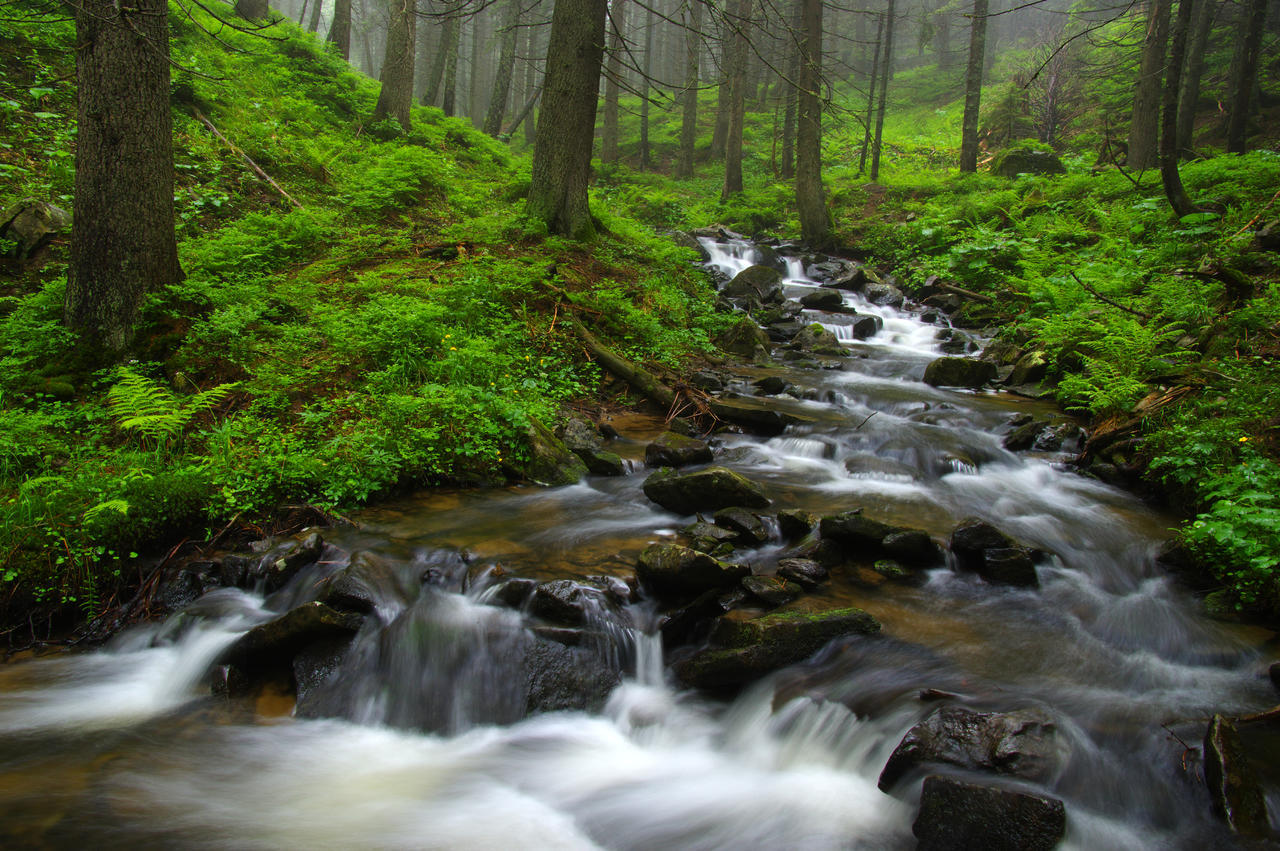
xmin=0 ymin=238 xmax=1276 ymax=849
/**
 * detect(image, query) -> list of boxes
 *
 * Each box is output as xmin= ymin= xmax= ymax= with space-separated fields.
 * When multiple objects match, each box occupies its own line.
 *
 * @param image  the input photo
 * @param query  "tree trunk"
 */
xmin=795 ymin=0 xmax=830 ymax=246
xmin=373 ymin=0 xmax=417 ymax=131
xmin=1129 ymin=0 xmax=1171 ymax=171
xmin=721 ymin=0 xmax=751 ymax=200
xmin=869 ymin=0 xmax=894 ymax=181
xmin=676 ymin=0 xmax=701 ymax=177
xmin=235 ymin=0 xmax=271 ymax=20
xmin=327 ymin=0 xmax=352 ymax=57
xmin=640 ymin=4 xmax=654 ymax=169
xmin=297 ymin=0 xmax=309 ymax=27
xmin=958 ymin=0 xmax=988 ymax=172
xmin=484 ymin=0 xmax=521 ymax=135
xmin=602 ymin=0 xmax=626 ymax=165
xmin=1160 ymin=0 xmax=1196 ymax=216
xmin=526 ymin=0 xmax=608 ymax=238
xmin=1175 ymin=0 xmax=1215 ymax=157
xmin=443 ymin=13 xmax=461 ymax=115
xmin=1225 ymin=0 xmax=1267 ymax=153
xmin=780 ymin=0 xmax=802 ymax=179
xmin=308 ymin=0 xmax=324 ymax=31
xmin=67 ymin=0 xmax=183 ymax=355
xmin=524 ymin=10 xmax=541 ymax=144
xmin=711 ymin=45 xmax=730 ymax=159
xmin=858 ymin=11 xmax=883 ymax=174
xmin=423 ymin=12 xmax=457 ymax=105
xmin=933 ymin=9 xmax=951 ymax=67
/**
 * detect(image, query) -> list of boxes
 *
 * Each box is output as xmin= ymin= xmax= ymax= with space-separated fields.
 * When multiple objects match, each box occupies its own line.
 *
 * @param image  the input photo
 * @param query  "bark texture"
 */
xmin=869 ymin=0 xmax=894 ymax=181
xmin=1129 ymin=0 xmax=1171 ymax=171
xmin=68 ymin=0 xmax=183 ymax=354
xmin=795 ymin=0 xmax=830 ymax=246
xmin=527 ymin=0 xmax=608 ymax=238
xmin=372 ymin=0 xmax=418 ymax=131
xmin=602 ymin=0 xmax=626 ymax=164
xmin=958 ymin=0 xmax=988 ymax=172
xmin=721 ymin=0 xmax=751 ymax=200
xmin=676 ymin=0 xmax=701 ymax=177
xmin=484 ymin=0 xmax=521 ymax=136
xmin=327 ymin=0 xmax=352 ymax=58
xmin=1174 ymin=0 xmax=1215 ymax=156
xmin=1225 ymin=0 xmax=1268 ymax=153
xmin=1160 ymin=0 xmax=1196 ymax=216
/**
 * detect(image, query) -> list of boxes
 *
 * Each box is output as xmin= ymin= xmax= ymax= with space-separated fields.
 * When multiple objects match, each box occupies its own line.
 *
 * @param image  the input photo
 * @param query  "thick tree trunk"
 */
xmin=308 ymin=0 xmax=324 ymax=31
xmin=526 ymin=0 xmax=608 ymax=238
xmin=676 ymin=0 xmax=701 ymax=177
xmin=327 ymin=0 xmax=352 ymax=57
xmin=721 ymin=0 xmax=751 ymax=200
xmin=373 ymin=0 xmax=417 ymax=131
xmin=780 ymin=0 xmax=802 ymax=180
xmin=858 ymin=11 xmax=883 ymax=174
xmin=795 ymin=0 xmax=830 ymax=246
xmin=869 ymin=0 xmax=894 ymax=181
xmin=1175 ymin=0 xmax=1215 ymax=156
xmin=602 ymin=0 xmax=626 ymax=165
xmin=1129 ymin=0 xmax=1171 ymax=171
xmin=1225 ymin=0 xmax=1267 ymax=153
xmin=68 ymin=0 xmax=183 ymax=355
xmin=443 ymin=14 xmax=461 ymax=115
xmin=711 ymin=46 xmax=730 ymax=159
xmin=958 ymin=0 xmax=987 ymax=172
xmin=1160 ymin=0 xmax=1196 ymax=216
xmin=235 ymin=0 xmax=271 ymax=20
xmin=639 ymin=4 xmax=654 ymax=169
xmin=484 ymin=0 xmax=521 ymax=135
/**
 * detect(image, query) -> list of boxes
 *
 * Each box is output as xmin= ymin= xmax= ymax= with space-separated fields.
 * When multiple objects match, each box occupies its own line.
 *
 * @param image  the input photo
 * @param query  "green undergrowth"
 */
xmin=0 ymin=5 xmax=726 ymax=624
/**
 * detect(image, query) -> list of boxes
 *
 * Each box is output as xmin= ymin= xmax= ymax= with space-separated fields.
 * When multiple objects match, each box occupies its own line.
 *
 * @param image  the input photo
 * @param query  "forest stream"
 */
xmin=0 ymin=237 xmax=1277 ymax=849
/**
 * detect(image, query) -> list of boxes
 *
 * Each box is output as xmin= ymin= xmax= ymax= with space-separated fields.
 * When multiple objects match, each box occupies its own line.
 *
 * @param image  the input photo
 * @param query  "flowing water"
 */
xmin=1 ymin=239 xmax=1277 ymax=849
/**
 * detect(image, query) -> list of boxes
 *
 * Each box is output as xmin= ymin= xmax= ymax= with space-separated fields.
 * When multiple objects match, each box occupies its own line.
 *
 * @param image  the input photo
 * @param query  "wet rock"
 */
xmin=800 ymin=289 xmax=847 ymax=311
xmin=878 ymin=705 xmax=1063 ymax=791
xmin=489 ymin=577 xmax=537 ymax=609
xmin=645 ymin=431 xmax=714 ymax=468
xmin=723 ymin=264 xmax=783 ymax=302
xmin=1254 ymin=218 xmax=1280 ymax=253
xmin=949 ymin=518 xmax=1040 ymax=588
xmin=765 ymin=320 xmax=807 ymax=342
xmin=1204 ymin=714 xmax=1270 ymax=838
xmin=921 ymin=293 xmax=962 ymax=314
xmin=912 ymin=775 xmax=1066 ymax=851
xmin=583 ymin=574 xmax=636 ymax=606
xmin=521 ymin=417 xmax=588 ymax=485
xmin=819 ymin=509 xmax=898 ymax=553
xmin=691 ymin=370 xmax=726 ymax=392
xmin=636 ymin=543 xmax=750 ymax=598
xmin=873 ymin=559 xmax=926 ymax=586
xmin=882 ymin=530 xmax=944 ymax=567
xmin=681 ymin=520 xmax=739 ymax=556
xmin=559 ymin=418 xmax=627 ymax=476
xmin=219 ymin=602 xmax=364 ymax=674
xmin=706 ymin=396 xmax=815 ymax=436
xmin=525 ymin=637 xmax=621 ymax=715
xmin=992 ymin=146 xmax=1067 ymax=178
xmin=530 ymin=579 xmax=609 ymax=626
xmin=1270 ymin=662 xmax=1280 ymax=691
xmin=864 ymin=282 xmax=905 ymax=308
xmin=674 ymin=606 xmax=881 ymax=689
xmin=642 ymin=465 xmax=770 ymax=515
xmin=577 ymin=447 xmax=627 ymax=476
xmin=1032 ymin=423 xmax=1083 ymax=453
xmin=776 ymin=558 xmax=828 ymax=589
xmin=713 ymin=506 xmax=771 ymax=545
xmin=792 ymin=323 xmax=843 ymax=353
xmin=757 ymin=301 xmax=804 ymax=325
xmin=252 ymin=531 xmax=326 ymax=593
xmin=1007 ymin=350 xmax=1048 ymax=386
xmin=1003 ymin=419 xmax=1051 ymax=451
xmin=849 ymin=315 xmax=883 ymax=340
xmin=155 ymin=569 xmax=205 ymax=613
xmin=777 ymin=509 xmax=818 ymax=540
xmin=923 ymin=357 xmax=998 ymax=389
xmin=741 ymin=575 xmax=803 ymax=607
xmin=660 ymin=587 xmax=748 ymax=647
xmin=714 ymin=316 xmax=771 ymax=358
xmin=753 ymin=375 xmax=790 ymax=396
xmin=670 ymin=230 xmax=711 ymax=261
xmin=322 ymin=550 xmax=410 ymax=615
xmin=293 ymin=637 xmax=352 ymax=715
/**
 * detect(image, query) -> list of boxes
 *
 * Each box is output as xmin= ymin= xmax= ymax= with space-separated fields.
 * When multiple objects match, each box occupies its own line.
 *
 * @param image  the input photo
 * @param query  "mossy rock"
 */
xmin=521 ymin=417 xmax=588 ymax=486
xmin=991 ymin=146 xmax=1067 ymax=178
xmin=642 ymin=465 xmax=770 ymax=515
xmin=636 ymin=543 xmax=749 ymax=598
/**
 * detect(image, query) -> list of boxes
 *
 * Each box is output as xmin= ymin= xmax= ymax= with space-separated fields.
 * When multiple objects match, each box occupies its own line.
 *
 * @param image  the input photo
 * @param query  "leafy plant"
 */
xmin=107 ymin=367 xmax=237 ymax=452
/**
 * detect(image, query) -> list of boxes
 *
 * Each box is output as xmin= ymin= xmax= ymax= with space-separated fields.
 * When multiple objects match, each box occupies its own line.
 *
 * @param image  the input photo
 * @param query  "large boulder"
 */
xmin=912 ymin=775 xmax=1066 ymax=851
xmin=642 ymin=465 xmax=770 ymax=515
xmin=879 ymin=705 xmax=1063 ymax=791
xmin=723 ymin=264 xmax=783 ymax=302
xmin=713 ymin=506 xmax=771 ymax=545
xmin=0 ymin=198 xmax=70 ymax=262
xmin=792 ymin=323 xmax=843 ymax=353
xmin=322 ymin=550 xmax=411 ymax=615
xmin=949 ymin=518 xmax=1040 ymax=588
xmin=800 ymin=289 xmax=847 ymax=311
xmin=525 ymin=636 xmax=622 ymax=715
xmin=864 ymin=282 xmax=905 ymax=308
xmin=1007 ymin=350 xmax=1049 ymax=387
xmin=521 ymin=418 xmax=588 ymax=485
xmin=923 ymin=357 xmax=998 ymax=389
xmin=645 ymin=431 xmax=714 ymax=468
xmin=992 ymin=146 xmax=1067 ymax=178
xmin=1203 ymin=714 xmax=1269 ymax=838
xmin=636 ymin=543 xmax=749 ymax=598
xmin=226 ymin=530 xmax=325 ymax=593
xmin=819 ymin=510 xmax=899 ymax=552
xmin=714 ymin=316 xmax=771 ymax=358
xmin=674 ymin=606 xmax=881 ymax=688
xmin=558 ymin=418 xmax=626 ymax=476
xmin=706 ymin=396 xmax=816 ymax=436
xmin=529 ymin=579 xmax=611 ymax=626
xmin=219 ymin=602 xmax=365 ymax=674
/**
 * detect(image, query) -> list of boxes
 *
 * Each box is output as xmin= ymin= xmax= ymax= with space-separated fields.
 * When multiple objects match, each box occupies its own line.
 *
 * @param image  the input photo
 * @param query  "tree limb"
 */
xmin=193 ymin=108 xmax=303 ymax=210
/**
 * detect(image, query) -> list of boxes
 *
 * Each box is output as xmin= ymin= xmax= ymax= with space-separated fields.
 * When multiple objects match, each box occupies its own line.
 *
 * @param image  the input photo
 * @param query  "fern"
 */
xmin=107 ymin=367 xmax=237 ymax=451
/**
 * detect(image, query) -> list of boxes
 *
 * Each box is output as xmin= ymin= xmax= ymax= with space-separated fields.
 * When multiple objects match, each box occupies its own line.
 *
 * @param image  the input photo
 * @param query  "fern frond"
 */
xmin=84 ymin=499 xmax=130 ymax=522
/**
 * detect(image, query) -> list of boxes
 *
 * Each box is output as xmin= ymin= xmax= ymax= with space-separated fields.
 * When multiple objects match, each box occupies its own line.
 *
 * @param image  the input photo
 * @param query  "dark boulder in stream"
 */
xmin=949 ymin=518 xmax=1041 ymax=588
xmin=799 ymin=289 xmax=847 ymax=311
xmin=219 ymin=602 xmax=365 ymax=674
xmin=878 ymin=705 xmax=1064 ymax=792
xmin=912 ymin=775 xmax=1066 ymax=851
xmin=674 ymin=606 xmax=881 ymax=689
xmin=644 ymin=431 xmax=714 ymax=468
xmin=524 ymin=636 xmax=621 ymax=715
xmin=922 ymin=356 xmax=997 ymax=389
xmin=221 ymin=530 xmax=324 ymax=592
xmin=558 ymin=417 xmax=626 ymax=476
xmin=321 ymin=550 xmax=410 ymax=615
xmin=521 ymin=418 xmax=588 ymax=485
xmin=636 ymin=543 xmax=749 ymax=598
xmin=642 ymin=465 xmax=770 ymax=515
xmin=722 ymin=264 xmax=783 ymax=302
xmin=1203 ymin=713 xmax=1270 ymax=838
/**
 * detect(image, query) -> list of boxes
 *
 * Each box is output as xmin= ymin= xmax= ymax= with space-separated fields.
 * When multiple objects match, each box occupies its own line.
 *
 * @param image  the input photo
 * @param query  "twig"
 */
xmin=1226 ymin=184 xmax=1280 ymax=242
xmin=853 ymin=411 xmax=878 ymax=430
xmin=192 ymin=108 xmax=303 ymax=209
xmin=1070 ymin=271 xmax=1151 ymax=321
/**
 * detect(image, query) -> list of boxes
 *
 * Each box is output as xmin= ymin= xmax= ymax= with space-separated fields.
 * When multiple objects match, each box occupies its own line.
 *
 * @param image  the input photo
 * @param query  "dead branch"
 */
xmin=193 ymin=107 xmax=303 ymax=209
